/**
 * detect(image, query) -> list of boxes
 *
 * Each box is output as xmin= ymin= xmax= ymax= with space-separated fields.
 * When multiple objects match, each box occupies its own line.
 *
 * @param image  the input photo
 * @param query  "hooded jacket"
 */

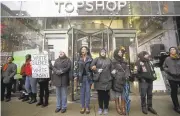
xmin=163 ymin=47 xmax=180 ymax=81
xmin=90 ymin=49 xmax=112 ymax=91
xmin=136 ymin=51 xmax=157 ymax=81
xmin=111 ymin=48 xmax=130 ymax=92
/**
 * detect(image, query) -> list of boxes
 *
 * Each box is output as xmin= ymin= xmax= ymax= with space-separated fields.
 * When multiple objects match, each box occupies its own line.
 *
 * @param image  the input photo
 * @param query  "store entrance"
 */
xmin=67 ymin=25 xmax=113 ymax=101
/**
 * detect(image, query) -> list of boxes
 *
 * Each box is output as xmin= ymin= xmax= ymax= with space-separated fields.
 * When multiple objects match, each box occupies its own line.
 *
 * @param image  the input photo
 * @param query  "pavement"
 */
xmin=1 ymin=95 xmax=180 ymax=116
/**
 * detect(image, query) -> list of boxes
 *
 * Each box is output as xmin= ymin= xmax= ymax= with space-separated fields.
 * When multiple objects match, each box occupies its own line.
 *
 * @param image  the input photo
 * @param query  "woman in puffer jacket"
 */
xmin=111 ymin=48 xmax=130 ymax=115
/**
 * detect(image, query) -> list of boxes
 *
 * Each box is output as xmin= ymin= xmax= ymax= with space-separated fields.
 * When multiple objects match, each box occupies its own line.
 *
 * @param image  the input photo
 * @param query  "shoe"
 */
xmin=98 ymin=108 xmax=103 ymax=115
xmin=28 ymin=93 xmax=33 ymax=104
xmin=29 ymin=93 xmax=37 ymax=104
xmin=55 ymin=108 xmax=61 ymax=113
xmin=80 ymin=108 xmax=85 ymax=114
xmin=18 ymin=94 xmax=25 ymax=100
xmin=22 ymin=95 xmax=29 ymax=102
xmin=174 ymin=107 xmax=180 ymax=114
xmin=5 ymin=98 xmax=11 ymax=102
xmin=103 ymin=109 xmax=108 ymax=115
xmin=36 ymin=102 xmax=43 ymax=106
xmin=86 ymin=108 xmax=90 ymax=114
xmin=41 ymin=103 xmax=48 ymax=108
xmin=148 ymin=107 xmax=157 ymax=114
xmin=61 ymin=109 xmax=66 ymax=113
xmin=142 ymin=107 xmax=148 ymax=114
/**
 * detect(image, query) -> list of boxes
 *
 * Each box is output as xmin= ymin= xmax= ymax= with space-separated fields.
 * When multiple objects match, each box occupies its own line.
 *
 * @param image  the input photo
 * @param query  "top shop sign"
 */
xmin=55 ymin=1 xmax=127 ymax=14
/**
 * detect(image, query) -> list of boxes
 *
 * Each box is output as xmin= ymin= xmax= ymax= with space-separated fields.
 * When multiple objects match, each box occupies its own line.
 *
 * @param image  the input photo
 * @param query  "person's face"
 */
xmin=7 ymin=57 xmax=13 ymax=63
xmin=118 ymin=50 xmax=123 ymax=57
xmin=170 ymin=48 xmax=177 ymax=55
xmin=59 ymin=51 xmax=65 ymax=57
xmin=144 ymin=54 xmax=149 ymax=59
xmin=81 ymin=47 xmax=87 ymax=55
xmin=100 ymin=50 xmax=106 ymax=57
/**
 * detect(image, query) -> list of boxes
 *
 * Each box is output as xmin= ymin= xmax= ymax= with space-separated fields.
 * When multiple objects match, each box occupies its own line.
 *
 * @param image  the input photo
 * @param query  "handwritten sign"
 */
xmin=32 ymin=54 xmax=49 ymax=78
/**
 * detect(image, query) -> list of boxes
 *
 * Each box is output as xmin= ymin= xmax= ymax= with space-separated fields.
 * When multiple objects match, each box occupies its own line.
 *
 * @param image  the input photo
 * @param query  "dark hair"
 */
xmin=79 ymin=46 xmax=91 ymax=57
xmin=7 ymin=56 xmax=14 ymax=61
xmin=26 ymin=54 xmax=31 ymax=60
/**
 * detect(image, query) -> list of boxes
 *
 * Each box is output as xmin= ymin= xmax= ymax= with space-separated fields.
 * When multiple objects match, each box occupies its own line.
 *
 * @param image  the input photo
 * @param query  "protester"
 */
xmin=163 ymin=47 xmax=180 ymax=114
xmin=90 ymin=48 xmax=112 ymax=115
xmin=136 ymin=51 xmax=157 ymax=115
xmin=36 ymin=60 xmax=53 ymax=108
xmin=52 ymin=51 xmax=71 ymax=113
xmin=24 ymin=54 xmax=38 ymax=104
xmin=18 ymin=63 xmax=28 ymax=100
xmin=1 ymin=56 xmax=17 ymax=102
xmin=111 ymin=48 xmax=130 ymax=115
xmin=74 ymin=46 xmax=93 ymax=114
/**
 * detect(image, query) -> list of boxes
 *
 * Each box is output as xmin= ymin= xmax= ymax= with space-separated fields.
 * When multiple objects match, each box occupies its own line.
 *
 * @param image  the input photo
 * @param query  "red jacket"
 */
xmin=24 ymin=61 xmax=32 ymax=76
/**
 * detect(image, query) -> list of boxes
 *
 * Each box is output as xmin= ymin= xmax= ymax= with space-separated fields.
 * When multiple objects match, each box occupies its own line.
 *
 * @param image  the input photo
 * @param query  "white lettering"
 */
xmin=106 ymin=1 xmax=117 ymax=12
xmin=65 ymin=2 xmax=74 ymax=13
xmin=77 ymin=1 xmax=84 ymax=9
xmin=96 ymin=1 xmax=104 ymax=11
xmin=86 ymin=1 xmax=93 ymax=12
xmin=118 ymin=1 xmax=126 ymax=11
xmin=59 ymin=2 xmax=64 ymax=13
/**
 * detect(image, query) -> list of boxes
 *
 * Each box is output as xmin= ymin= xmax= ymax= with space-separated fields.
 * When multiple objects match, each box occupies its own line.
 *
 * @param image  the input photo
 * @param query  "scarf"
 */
xmin=170 ymin=54 xmax=179 ymax=59
xmin=3 ymin=63 xmax=8 ymax=71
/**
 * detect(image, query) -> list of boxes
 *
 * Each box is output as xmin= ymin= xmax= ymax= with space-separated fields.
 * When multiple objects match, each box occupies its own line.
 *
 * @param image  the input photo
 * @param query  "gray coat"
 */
xmin=163 ymin=56 xmax=180 ymax=81
xmin=2 ymin=63 xmax=17 ymax=84
xmin=91 ymin=57 xmax=112 ymax=91
xmin=52 ymin=57 xmax=71 ymax=87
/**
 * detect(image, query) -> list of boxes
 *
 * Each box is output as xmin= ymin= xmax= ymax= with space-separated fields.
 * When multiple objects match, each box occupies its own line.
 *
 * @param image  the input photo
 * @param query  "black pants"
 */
xmin=169 ymin=80 xmax=180 ymax=108
xmin=97 ymin=90 xmax=110 ymax=109
xmin=39 ymin=81 xmax=49 ymax=99
xmin=139 ymin=80 xmax=153 ymax=108
xmin=1 ymin=81 xmax=12 ymax=100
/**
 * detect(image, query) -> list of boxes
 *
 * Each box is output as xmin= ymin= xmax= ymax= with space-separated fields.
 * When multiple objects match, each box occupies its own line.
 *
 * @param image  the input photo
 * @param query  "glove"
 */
xmin=98 ymin=69 xmax=103 ymax=73
xmin=111 ymin=70 xmax=116 ymax=74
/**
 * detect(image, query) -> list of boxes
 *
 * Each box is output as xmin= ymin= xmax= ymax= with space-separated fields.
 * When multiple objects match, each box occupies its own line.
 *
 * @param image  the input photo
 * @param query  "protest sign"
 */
xmin=32 ymin=54 xmax=49 ymax=78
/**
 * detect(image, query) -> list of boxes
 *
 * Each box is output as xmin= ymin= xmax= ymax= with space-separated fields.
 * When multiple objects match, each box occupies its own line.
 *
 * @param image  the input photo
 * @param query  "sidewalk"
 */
xmin=1 ymin=95 xmax=179 ymax=116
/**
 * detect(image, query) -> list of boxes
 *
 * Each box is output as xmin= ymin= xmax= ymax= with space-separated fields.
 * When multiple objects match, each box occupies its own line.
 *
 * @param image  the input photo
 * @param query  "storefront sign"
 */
xmin=57 ymin=1 xmax=127 ymax=14
xmin=32 ymin=54 xmax=49 ymax=78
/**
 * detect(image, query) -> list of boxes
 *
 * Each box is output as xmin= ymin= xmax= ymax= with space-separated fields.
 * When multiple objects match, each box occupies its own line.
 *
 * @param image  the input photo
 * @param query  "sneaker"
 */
xmin=103 ymin=109 xmax=108 ymax=115
xmin=86 ymin=108 xmax=90 ymax=114
xmin=148 ymin=107 xmax=157 ymax=114
xmin=55 ymin=108 xmax=61 ymax=113
xmin=98 ymin=108 xmax=103 ymax=115
xmin=61 ymin=109 xmax=67 ymax=113
xmin=80 ymin=108 xmax=85 ymax=114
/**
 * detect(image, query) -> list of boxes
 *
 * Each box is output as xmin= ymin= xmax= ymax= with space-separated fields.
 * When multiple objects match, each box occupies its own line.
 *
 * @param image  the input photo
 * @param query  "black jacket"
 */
xmin=74 ymin=55 xmax=93 ymax=83
xmin=136 ymin=51 xmax=157 ymax=81
xmin=52 ymin=57 xmax=71 ymax=87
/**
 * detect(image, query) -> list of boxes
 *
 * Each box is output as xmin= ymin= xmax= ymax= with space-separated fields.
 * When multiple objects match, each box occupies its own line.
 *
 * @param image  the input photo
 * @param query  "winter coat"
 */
xmin=74 ymin=55 xmax=93 ymax=83
xmin=136 ymin=51 xmax=157 ymax=81
xmin=2 ymin=63 xmax=17 ymax=84
xmin=52 ymin=57 xmax=71 ymax=87
xmin=38 ymin=60 xmax=53 ymax=83
xmin=91 ymin=57 xmax=112 ymax=91
xmin=163 ymin=47 xmax=180 ymax=81
xmin=111 ymin=59 xmax=129 ymax=93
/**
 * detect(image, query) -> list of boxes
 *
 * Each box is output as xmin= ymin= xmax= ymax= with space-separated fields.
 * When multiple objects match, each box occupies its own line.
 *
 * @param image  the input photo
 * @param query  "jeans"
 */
xmin=80 ymin=76 xmax=91 ymax=109
xmin=169 ymin=80 xmax=180 ymax=108
xmin=56 ymin=86 xmax=68 ymax=109
xmin=139 ymin=80 xmax=153 ymax=108
xmin=25 ymin=76 xmax=37 ymax=94
xmin=1 ymin=80 xmax=12 ymax=100
xmin=97 ymin=90 xmax=110 ymax=109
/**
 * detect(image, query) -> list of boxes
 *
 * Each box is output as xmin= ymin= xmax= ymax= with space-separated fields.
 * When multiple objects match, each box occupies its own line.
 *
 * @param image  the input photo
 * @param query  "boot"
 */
xmin=142 ymin=107 xmax=148 ymax=114
xmin=42 ymin=96 xmax=49 ymax=108
xmin=121 ymin=97 xmax=126 ymax=115
xmin=115 ymin=98 xmax=122 ymax=115
xmin=28 ymin=92 xmax=33 ymax=103
xmin=36 ymin=96 xmax=43 ymax=106
xmin=148 ymin=107 xmax=157 ymax=114
xmin=29 ymin=93 xmax=37 ymax=104
xmin=22 ymin=94 xmax=29 ymax=102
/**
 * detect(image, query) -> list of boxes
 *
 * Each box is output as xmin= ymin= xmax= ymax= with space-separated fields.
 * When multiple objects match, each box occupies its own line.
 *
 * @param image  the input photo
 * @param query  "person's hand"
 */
xmin=111 ymin=70 xmax=116 ymax=74
xmin=74 ymin=77 xmax=78 ymax=80
xmin=98 ymin=69 xmax=103 ymax=73
xmin=91 ymin=66 xmax=96 ymax=70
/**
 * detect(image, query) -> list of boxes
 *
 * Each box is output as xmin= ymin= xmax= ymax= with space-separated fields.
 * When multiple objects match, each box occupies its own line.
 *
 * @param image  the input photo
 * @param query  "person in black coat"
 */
xmin=52 ymin=51 xmax=71 ymax=113
xmin=36 ymin=60 xmax=52 ymax=107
